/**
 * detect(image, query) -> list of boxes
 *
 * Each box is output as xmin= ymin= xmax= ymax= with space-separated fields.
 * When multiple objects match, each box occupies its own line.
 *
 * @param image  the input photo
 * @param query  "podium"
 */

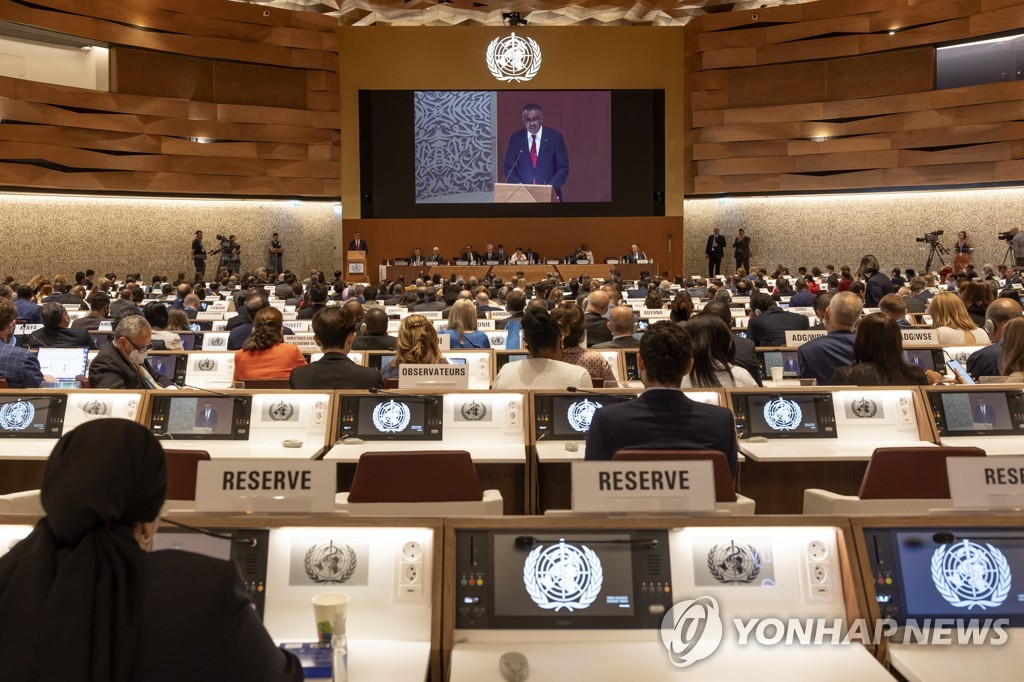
xmin=346 ymin=250 xmax=369 ymax=283
xmin=493 ymin=183 xmax=556 ymax=203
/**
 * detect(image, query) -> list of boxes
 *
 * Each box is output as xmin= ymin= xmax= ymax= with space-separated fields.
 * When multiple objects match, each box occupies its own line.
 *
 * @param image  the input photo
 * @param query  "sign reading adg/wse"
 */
xmin=571 ymin=460 xmax=715 ymax=513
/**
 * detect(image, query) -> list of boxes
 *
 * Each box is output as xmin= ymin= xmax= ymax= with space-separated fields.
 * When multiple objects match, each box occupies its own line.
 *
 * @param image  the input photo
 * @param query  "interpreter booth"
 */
xmin=444 ymin=516 xmax=891 ymax=682
xmin=728 ymin=387 xmax=936 ymax=515
xmin=852 ymin=515 xmax=1024 ymax=682
xmin=922 ymin=385 xmax=1024 ymax=456
xmin=0 ymin=515 xmax=443 ymax=682
xmin=323 ymin=390 xmax=530 ymax=514
xmin=0 ymin=389 xmax=148 ymax=494
xmin=530 ymin=389 xmax=729 ymax=513
xmin=143 ymin=389 xmax=334 ymax=461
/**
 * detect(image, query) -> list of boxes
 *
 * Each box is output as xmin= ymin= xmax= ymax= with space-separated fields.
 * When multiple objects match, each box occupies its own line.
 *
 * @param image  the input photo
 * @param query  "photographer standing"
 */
xmin=190 ymin=230 xmax=206 ymax=282
xmin=218 ymin=234 xmax=241 ymax=275
xmin=1010 ymin=227 xmax=1024 ymax=267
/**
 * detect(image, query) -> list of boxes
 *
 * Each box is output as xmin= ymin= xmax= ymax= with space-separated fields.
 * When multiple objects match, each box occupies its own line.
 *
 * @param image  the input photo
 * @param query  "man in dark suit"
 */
xmin=733 ymin=229 xmax=751 ymax=273
xmin=88 ymin=316 xmax=172 ymax=389
xmin=196 ymin=401 xmax=219 ymax=430
xmin=351 ymin=308 xmax=397 ymax=351
xmin=497 ymin=290 xmax=526 ymax=331
xmin=14 ymin=286 xmax=41 ymax=324
xmin=701 ymin=300 xmax=761 ymax=386
xmin=973 ymin=400 xmax=997 ymax=425
xmin=502 ymin=103 xmax=569 ymax=201
xmin=593 ymin=306 xmax=641 ymax=349
xmin=583 ymin=290 xmax=612 ymax=347
xmin=26 ymin=302 xmax=96 ymax=349
xmin=290 ymin=307 xmax=383 ymax=389
xmin=481 ymin=244 xmax=500 ymax=263
xmin=0 ymin=298 xmax=43 ymax=388
xmin=460 ymin=245 xmax=480 ymax=264
xmin=797 ymin=292 xmax=861 ymax=386
xmin=905 ymin=278 xmax=929 ymax=313
xmin=706 ymin=227 xmax=726 ymax=277
xmin=296 ymin=284 xmax=327 ymax=320
xmin=183 ymin=294 xmax=201 ymax=320
xmin=747 ymin=292 xmax=810 ymax=347
xmin=967 ymin=299 xmax=1023 ymax=378
xmin=623 ymin=244 xmax=648 ymax=264
xmin=70 ymin=293 xmax=110 ymax=331
xmin=191 ymin=229 xmax=207 ymax=281
xmin=585 ymin=321 xmax=739 ymax=476
xmin=347 ymin=232 xmax=367 ymax=252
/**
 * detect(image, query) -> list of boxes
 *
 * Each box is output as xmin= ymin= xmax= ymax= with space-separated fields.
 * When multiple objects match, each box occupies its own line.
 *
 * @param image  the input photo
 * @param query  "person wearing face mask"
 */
xmin=88 ymin=314 xmax=173 ymax=389
xmin=0 ymin=420 xmax=303 ymax=681
xmin=0 ymin=297 xmax=43 ymax=388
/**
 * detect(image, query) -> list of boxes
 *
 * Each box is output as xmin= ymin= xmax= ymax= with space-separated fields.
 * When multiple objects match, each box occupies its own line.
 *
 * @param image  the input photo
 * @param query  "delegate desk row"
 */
xmin=0 ymin=385 xmax=1021 ymax=514
xmin=1 ymin=513 xmax=1021 ymax=682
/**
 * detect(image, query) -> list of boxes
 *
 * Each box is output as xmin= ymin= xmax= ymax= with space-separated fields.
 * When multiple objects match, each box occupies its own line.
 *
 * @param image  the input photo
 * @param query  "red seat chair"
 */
xmin=164 ymin=448 xmax=212 ymax=501
xmin=348 ymin=450 xmax=482 ymax=503
xmin=858 ymin=446 xmax=986 ymax=499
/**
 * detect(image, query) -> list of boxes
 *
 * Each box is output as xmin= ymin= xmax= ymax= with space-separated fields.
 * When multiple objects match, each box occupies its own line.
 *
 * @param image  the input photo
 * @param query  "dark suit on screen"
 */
xmin=196 ymin=407 xmax=219 ymax=430
xmin=502 ymin=127 xmax=569 ymax=200
xmin=290 ymin=352 xmax=384 ymax=390
xmin=973 ymin=402 xmax=997 ymax=425
xmin=584 ymin=388 xmax=739 ymax=476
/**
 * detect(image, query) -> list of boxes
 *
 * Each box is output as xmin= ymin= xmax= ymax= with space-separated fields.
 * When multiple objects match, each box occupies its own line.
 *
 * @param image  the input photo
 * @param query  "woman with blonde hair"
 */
xmin=999 ymin=317 xmax=1024 ymax=382
xmin=381 ymin=313 xmax=448 ymax=381
xmin=928 ymin=292 xmax=991 ymax=345
xmin=446 ymin=298 xmax=491 ymax=349
xmin=232 ymin=307 xmax=306 ymax=381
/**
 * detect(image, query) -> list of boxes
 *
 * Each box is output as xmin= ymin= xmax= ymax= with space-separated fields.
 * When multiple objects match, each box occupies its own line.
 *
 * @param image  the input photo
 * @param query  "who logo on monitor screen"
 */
xmin=486 ymin=33 xmax=542 ymax=83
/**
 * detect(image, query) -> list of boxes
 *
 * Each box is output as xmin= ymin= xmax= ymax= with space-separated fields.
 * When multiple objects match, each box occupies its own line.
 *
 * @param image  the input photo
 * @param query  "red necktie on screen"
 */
xmin=530 ymin=134 xmax=538 ymax=171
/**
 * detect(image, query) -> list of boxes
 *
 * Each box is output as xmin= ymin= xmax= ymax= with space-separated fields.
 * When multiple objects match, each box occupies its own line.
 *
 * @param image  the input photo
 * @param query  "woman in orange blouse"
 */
xmin=232 ymin=307 xmax=306 ymax=381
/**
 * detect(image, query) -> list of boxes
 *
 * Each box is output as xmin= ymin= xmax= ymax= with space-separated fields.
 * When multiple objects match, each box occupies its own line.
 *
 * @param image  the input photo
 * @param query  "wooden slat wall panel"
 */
xmin=686 ymin=0 xmax=1024 ymax=195
xmin=0 ymin=0 xmax=339 ymax=198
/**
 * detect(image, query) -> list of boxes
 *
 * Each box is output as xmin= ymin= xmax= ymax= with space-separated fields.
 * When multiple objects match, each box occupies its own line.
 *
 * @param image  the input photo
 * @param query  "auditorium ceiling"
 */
xmin=236 ymin=0 xmax=811 ymax=26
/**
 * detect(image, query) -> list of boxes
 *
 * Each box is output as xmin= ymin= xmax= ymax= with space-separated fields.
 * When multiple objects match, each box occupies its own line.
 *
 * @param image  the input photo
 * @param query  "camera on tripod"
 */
xmin=999 ymin=231 xmax=1014 ymax=241
xmin=915 ymin=230 xmax=944 ymax=244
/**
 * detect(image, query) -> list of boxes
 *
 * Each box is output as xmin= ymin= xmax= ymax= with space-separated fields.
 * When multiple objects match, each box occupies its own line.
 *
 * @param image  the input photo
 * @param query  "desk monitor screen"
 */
xmin=367 ymin=353 xmax=397 ymax=372
xmin=734 ymin=393 xmax=837 ymax=439
xmin=148 ymin=395 xmax=252 ymax=440
xmin=929 ymin=390 xmax=1024 ymax=437
xmin=147 ymin=355 xmax=185 ymax=387
xmin=36 ymin=347 xmax=88 ymax=381
xmin=863 ymin=526 xmax=1024 ymax=627
xmin=154 ymin=528 xmax=269 ymax=618
xmin=495 ymin=352 xmax=529 ymax=371
xmin=0 ymin=394 xmax=67 ymax=438
xmin=178 ymin=333 xmax=197 ymax=351
xmin=338 ymin=395 xmax=443 ymax=441
xmin=454 ymin=530 xmax=671 ymax=630
xmin=758 ymin=350 xmax=801 ymax=379
xmin=533 ymin=394 xmax=639 ymax=440
xmin=903 ymin=348 xmax=942 ymax=373
xmin=623 ymin=351 xmax=640 ymax=381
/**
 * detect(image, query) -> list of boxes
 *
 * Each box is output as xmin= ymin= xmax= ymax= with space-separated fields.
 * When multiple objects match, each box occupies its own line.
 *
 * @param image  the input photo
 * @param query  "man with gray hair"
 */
xmin=967 ymin=298 xmax=1024 ymax=378
xmin=88 ymin=315 xmax=172 ymax=388
xmin=797 ymin=291 xmax=862 ymax=386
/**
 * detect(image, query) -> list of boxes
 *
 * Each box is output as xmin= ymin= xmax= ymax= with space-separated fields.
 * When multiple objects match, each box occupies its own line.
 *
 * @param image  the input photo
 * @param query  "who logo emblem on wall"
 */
xmin=931 ymin=540 xmax=1011 ymax=609
xmin=523 ymin=539 xmax=603 ymax=612
xmin=304 ymin=541 xmax=358 ymax=584
xmin=486 ymin=33 xmax=542 ymax=83
xmin=707 ymin=541 xmax=762 ymax=585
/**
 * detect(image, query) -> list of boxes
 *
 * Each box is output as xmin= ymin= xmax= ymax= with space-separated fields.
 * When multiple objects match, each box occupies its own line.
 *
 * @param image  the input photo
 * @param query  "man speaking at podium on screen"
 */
xmin=502 ymin=103 xmax=569 ymax=201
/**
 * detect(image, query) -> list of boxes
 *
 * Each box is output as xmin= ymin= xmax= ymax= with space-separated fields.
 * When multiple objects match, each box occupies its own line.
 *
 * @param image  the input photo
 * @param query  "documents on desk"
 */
xmin=448 ymin=524 xmax=890 ymax=682
xmin=148 ymin=391 xmax=331 ymax=459
xmin=732 ymin=388 xmax=933 ymax=462
xmin=324 ymin=391 xmax=527 ymax=463
xmin=0 ymin=390 xmax=145 ymax=460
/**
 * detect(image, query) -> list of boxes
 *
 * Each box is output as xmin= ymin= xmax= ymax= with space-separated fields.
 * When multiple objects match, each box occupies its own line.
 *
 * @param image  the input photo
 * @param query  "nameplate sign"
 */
xmin=437 ymin=334 xmax=451 ymax=350
xmin=198 ymin=312 xmax=223 ymax=321
xmin=490 ymin=310 xmax=510 ymax=319
xmin=639 ymin=309 xmax=671 ymax=319
xmin=283 ymin=321 xmax=311 ymax=332
xmin=477 ymin=319 xmax=496 ymax=330
xmin=901 ymin=329 xmax=939 ymax=347
xmin=98 ymin=321 xmax=113 ymax=332
xmin=285 ymin=334 xmax=318 ymax=349
xmin=863 ymin=308 xmax=881 ymax=315
xmin=15 ymin=324 xmax=42 ymax=335
xmin=195 ymin=460 xmax=335 ymax=513
xmin=385 ymin=306 xmax=403 ymax=316
xmin=1014 ymin=283 xmax=1023 ymax=290
xmin=419 ymin=311 xmax=442 ymax=319
xmin=947 ymin=456 xmax=1024 ymax=510
xmin=636 ymin=259 xmax=651 ymax=264
xmin=786 ymin=307 xmax=814 ymax=315
xmin=784 ymin=330 xmax=827 ymax=347
xmin=571 ymin=460 xmax=715 ymax=513
xmin=398 ymin=363 xmax=468 ymax=389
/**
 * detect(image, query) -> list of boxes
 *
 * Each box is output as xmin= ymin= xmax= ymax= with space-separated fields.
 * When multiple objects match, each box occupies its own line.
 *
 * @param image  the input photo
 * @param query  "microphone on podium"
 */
xmin=504 ymin=150 xmax=524 ymax=183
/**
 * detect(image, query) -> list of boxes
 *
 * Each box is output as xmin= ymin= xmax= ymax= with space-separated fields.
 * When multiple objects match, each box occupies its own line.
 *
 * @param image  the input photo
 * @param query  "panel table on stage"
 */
xmin=383 ymin=265 xmax=492 ymax=283
xmin=558 ymin=263 xmax=658 ymax=281
xmin=489 ymin=265 xmax=552 ymax=282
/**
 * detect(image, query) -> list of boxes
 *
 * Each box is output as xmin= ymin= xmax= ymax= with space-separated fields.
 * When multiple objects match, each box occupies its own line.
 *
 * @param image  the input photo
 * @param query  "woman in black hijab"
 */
xmin=0 ymin=419 xmax=301 ymax=681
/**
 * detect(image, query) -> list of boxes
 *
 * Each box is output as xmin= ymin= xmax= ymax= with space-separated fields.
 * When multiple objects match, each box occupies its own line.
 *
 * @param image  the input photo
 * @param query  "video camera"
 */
xmin=999 ymin=230 xmax=1015 ymax=241
xmin=915 ymin=230 xmax=944 ymax=244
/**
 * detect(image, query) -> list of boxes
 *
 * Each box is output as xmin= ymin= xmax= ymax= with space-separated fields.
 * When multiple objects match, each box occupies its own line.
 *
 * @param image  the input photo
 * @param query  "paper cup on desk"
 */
xmin=312 ymin=593 xmax=350 ymax=643
xmin=769 ymin=366 xmax=784 ymax=383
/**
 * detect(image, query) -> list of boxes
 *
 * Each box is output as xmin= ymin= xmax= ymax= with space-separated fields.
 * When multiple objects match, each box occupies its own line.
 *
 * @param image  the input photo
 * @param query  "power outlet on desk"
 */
xmin=506 ymin=399 xmax=522 ymax=428
xmin=806 ymin=540 xmax=836 ymax=601
xmin=396 ymin=541 xmax=425 ymax=602
xmin=897 ymin=396 xmax=914 ymax=425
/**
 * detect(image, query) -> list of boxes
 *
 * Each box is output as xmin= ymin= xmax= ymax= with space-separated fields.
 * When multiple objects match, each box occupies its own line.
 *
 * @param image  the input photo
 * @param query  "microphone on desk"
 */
xmin=566 ymin=386 xmax=636 ymax=401
xmin=368 ymin=386 xmax=438 ymax=404
xmin=514 ymin=535 xmax=658 ymax=550
xmin=160 ymin=517 xmax=258 ymax=547
xmin=504 ymin=150 xmax=524 ymax=183
xmin=180 ymin=384 xmax=250 ymax=404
